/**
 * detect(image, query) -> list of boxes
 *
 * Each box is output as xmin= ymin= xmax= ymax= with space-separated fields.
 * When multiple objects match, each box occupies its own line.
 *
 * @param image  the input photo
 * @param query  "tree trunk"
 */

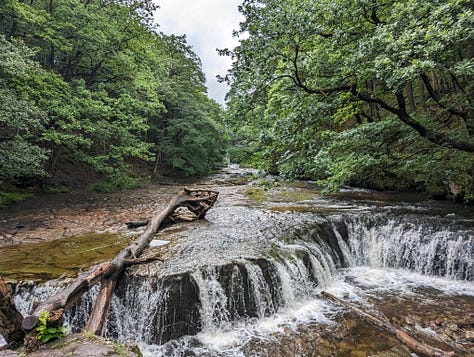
xmin=85 ymin=277 xmax=117 ymax=336
xmin=0 ymin=279 xmax=24 ymax=347
xmin=21 ymin=188 xmax=218 ymax=346
xmin=320 ymin=291 xmax=454 ymax=357
xmin=420 ymin=77 xmax=428 ymax=110
xmin=405 ymin=82 xmax=416 ymax=113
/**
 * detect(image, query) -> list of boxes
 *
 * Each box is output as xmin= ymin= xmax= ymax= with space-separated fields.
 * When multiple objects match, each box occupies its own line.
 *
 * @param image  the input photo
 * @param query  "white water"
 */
xmin=106 ymin=278 xmax=169 ymax=344
xmin=140 ymin=257 xmax=474 ymax=356
xmin=342 ymin=216 xmax=473 ymax=280
xmin=192 ymin=267 xmax=232 ymax=331
xmin=5 ymin=211 xmax=473 ymax=354
xmin=137 ymin=214 xmax=473 ymax=356
xmin=243 ymin=262 xmax=277 ymax=317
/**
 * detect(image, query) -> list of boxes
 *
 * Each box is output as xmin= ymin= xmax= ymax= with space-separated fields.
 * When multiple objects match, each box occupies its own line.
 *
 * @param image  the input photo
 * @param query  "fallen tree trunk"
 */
xmin=320 ymin=291 xmax=455 ymax=357
xmin=85 ymin=276 xmax=117 ymax=335
xmin=125 ymin=220 xmax=149 ymax=229
xmin=21 ymin=188 xmax=218 ymax=346
xmin=0 ymin=278 xmax=24 ymax=347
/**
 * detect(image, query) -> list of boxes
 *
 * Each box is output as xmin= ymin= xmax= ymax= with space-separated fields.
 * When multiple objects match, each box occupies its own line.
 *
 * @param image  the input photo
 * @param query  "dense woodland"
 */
xmin=1 ymin=0 xmax=473 ymax=203
xmin=0 ymin=0 xmax=227 ymax=197
xmin=224 ymin=0 xmax=474 ymax=202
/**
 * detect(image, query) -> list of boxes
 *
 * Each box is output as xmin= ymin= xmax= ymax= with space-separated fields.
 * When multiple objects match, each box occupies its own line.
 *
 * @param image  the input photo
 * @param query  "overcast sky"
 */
xmin=154 ymin=1 xmax=243 ymax=106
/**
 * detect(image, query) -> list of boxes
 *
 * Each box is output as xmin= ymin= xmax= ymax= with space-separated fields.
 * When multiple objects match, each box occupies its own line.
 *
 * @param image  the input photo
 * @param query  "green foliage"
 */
xmin=35 ymin=311 xmax=69 ymax=344
xmin=225 ymin=0 xmax=474 ymax=201
xmin=0 ymin=191 xmax=33 ymax=208
xmin=0 ymin=36 xmax=50 ymax=182
xmin=151 ymin=35 xmax=227 ymax=176
xmin=87 ymin=173 xmax=144 ymax=193
xmin=0 ymin=0 xmax=226 ymax=189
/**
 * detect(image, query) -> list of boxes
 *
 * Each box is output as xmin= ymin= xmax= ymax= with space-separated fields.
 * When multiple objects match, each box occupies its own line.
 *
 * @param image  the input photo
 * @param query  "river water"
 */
xmin=1 ymin=166 xmax=473 ymax=356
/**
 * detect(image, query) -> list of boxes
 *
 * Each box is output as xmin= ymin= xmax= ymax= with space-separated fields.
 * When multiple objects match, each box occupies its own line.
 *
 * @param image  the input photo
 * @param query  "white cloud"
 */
xmin=154 ymin=0 xmax=243 ymax=105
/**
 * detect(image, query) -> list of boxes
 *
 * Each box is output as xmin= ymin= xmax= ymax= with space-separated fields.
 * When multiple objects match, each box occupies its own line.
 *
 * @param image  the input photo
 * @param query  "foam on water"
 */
xmin=341 ymin=266 xmax=474 ymax=296
xmin=138 ymin=238 xmax=473 ymax=357
xmin=140 ymin=297 xmax=335 ymax=357
xmin=5 ymin=203 xmax=473 ymax=355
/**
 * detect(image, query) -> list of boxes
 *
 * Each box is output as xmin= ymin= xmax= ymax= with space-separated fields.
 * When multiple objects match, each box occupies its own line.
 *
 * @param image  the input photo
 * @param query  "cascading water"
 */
xmin=6 ymin=204 xmax=473 ymax=355
xmin=339 ymin=214 xmax=473 ymax=280
xmin=192 ymin=267 xmax=232 ymax=331
xmin=139 ymin=211 xmax=473 ymax=355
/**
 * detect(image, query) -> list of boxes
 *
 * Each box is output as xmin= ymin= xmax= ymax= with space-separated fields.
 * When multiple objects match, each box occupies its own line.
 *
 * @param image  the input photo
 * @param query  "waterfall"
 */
xmin=6 ymin=211 xmax=473 ymax=352
xmin=13 ymin=280 xmax=65 ymax=315
xmin=191 ymin=267 xmax=232 ymax=331
xmin=109 ymin=256 xmax=319 ymax=345
xmin=338 ymin=215 xmax=473 ymax=280
xmin=240 ymin=262 xmax=276 ymax=317
xmin=106 ymin=278 xmax=169 ymax=344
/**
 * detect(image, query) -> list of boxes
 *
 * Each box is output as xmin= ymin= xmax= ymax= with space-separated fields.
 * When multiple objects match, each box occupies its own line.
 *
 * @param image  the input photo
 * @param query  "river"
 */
xmin=1 ymin=166 xmax=473 ymax=356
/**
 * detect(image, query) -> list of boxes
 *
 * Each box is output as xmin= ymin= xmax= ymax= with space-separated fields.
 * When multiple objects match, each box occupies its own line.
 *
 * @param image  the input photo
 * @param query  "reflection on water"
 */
xmin=0 ymin=232 xmax=132 ymax=281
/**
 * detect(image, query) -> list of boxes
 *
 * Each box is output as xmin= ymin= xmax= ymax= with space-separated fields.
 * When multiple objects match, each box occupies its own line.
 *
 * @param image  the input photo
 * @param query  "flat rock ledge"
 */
xmin=0 ymin=334 xmax=141 ymax=357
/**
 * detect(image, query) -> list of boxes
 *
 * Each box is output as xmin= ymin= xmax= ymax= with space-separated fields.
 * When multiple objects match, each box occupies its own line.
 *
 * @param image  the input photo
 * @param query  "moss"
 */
xmin=267 ymin=243 xmax=299 ymax=262
xmin=45 ymin=185 xmax=70 ymax=194
xmin=0 ymin=232 xmax=133 ymax=282
xmin=52 ymin=339 xmax=68 ymax=349
xmin=270 ymin=205 xmax=315 ymax=213
xmin=0 ymin=191 xmax=34 ymax=208
xmin=244 ymin=187 xmax=267 ymax=201
xmin=112 ymin=342 xmax=129 ymax=356
xmin=81 ymin=330 xmax=98 ymax=340
xmin=279 ymin=189 xmax=318 ymax=202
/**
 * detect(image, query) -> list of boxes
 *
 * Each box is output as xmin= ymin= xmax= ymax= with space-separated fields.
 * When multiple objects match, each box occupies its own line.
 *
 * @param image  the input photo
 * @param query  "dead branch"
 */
xmin=21 ymin=188 xmax=219 ymax=346
xmin=0 ymin=278 xmax=24 ymax=346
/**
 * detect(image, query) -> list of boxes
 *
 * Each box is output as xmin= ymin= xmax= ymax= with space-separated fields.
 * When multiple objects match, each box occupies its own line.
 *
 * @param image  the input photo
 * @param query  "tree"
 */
xmin=0 ymin=0 xmax=227 ymax=190
xmin=0 ymin=36 xmax=50 ymax=182
xmin=225 ymin=0 xmax=474 ymax=199
xmin=151 ymin=35 xmax=227 ymax=176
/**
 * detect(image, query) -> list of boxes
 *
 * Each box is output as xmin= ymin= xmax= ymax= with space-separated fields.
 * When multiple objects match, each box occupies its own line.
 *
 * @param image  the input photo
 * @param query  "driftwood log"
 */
xmin=320 ymin=291 xmax=455 ymax=357
xmin=0 ymin=278 xmax=24 ymax=347
xmin=20 ymin=188 xmax=218 ymax=348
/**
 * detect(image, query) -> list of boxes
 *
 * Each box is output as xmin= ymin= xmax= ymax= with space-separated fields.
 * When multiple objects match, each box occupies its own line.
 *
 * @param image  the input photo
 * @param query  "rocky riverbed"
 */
xmin=1 ymin=166 xmax=473 ymax=356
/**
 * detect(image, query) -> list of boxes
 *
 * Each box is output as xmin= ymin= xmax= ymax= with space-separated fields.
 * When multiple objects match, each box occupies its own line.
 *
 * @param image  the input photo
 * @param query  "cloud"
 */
xmin=154 ymin=0 xmax=243 ymax=106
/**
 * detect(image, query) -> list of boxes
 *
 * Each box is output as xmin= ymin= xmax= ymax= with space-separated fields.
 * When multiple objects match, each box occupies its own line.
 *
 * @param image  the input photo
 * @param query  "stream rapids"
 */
xmin=1 ymin=166 xmax=473 ymax=356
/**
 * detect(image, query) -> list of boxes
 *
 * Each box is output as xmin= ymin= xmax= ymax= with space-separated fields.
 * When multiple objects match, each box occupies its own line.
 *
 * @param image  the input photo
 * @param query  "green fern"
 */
xmin=35 ymin=311 xmax=69 ymax=343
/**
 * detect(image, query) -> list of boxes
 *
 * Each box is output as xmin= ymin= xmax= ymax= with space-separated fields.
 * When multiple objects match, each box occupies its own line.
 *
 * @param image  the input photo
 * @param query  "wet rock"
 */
xmin=0 ymin=335 xmax=140 ymax=357
xmin=109 ymin=273 xmax=201 ymax=345
xmin=446 ymin=323 xmax=458 ymax=333
xmin=0 ymin=350 xmax=19 ymax=357
xmin=374 ymin=345 xmax=412 ymax=357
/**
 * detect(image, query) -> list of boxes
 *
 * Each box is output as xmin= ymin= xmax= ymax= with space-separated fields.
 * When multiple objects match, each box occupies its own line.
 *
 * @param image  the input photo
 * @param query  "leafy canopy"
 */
xmin=225 ymin=0 xmax=474 ymax=199
xmin=0 ymin=0 xmax=227 ymax=190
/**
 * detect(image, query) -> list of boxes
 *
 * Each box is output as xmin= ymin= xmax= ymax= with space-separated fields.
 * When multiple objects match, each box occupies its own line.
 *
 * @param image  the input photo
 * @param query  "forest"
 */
xmin=0 ymin=0 xmax=227 ymax=201
xmin=224 ymin=0 xmax=474 ymax=202
xmin=1 ymin=0 xmax=473 ymax=204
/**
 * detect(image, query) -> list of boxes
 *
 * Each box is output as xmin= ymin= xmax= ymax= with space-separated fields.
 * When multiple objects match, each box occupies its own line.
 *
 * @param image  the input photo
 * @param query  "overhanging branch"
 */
xmin=420 ymin=73 xmax=467 ymax=119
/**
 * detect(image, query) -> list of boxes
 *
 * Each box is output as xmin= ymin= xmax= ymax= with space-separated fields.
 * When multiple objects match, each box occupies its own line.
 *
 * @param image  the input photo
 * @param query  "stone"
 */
xmin=350 ymin=350 xmax=367 ymax=357
xmin=466 ymin=330 xmax=474 ymax=341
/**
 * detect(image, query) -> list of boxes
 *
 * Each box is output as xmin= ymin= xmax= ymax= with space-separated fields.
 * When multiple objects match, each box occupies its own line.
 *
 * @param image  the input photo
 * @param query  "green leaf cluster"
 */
xmin=225 ymin=0 xmax=474 ymax=201
xmin=0 ymin=0 xmax=226 ymax=190
xmin=35 ymin=311 xmax=69 ymax=344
